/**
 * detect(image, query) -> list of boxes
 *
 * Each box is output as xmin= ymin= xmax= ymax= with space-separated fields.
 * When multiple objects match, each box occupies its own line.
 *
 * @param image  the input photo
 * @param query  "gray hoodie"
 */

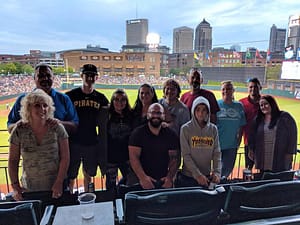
xmin=180 ymin=96 xmax=221 ymax=179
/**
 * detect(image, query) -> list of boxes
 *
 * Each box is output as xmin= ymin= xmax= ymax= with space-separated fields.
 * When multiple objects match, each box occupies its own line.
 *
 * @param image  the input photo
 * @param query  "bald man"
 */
xmin=7 ymin=63 xmax=78 ymax=134
xmin=127 ymin=103 xmax=180 ymax=189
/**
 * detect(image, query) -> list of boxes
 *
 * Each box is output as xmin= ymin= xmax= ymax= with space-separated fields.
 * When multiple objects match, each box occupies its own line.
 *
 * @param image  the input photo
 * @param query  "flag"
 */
xmin=194 ymin=52 xmax=199 ymax=60
xmin=218 ymin=53 xmax=225 ymax=58
xmin=255 ymin=49 xmax=263 ymax=59
xmin=246 ymin=49 xmax=251 ymax=59
xmin=205 ymin=52 xmax=210 ymax=60
xmin=267 ymin=49 xmax=271 ymax=62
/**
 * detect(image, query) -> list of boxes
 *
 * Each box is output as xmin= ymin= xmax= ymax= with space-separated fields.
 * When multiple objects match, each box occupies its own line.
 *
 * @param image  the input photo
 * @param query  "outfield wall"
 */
xmin=1 ymin=83 xmax=299 ymax=102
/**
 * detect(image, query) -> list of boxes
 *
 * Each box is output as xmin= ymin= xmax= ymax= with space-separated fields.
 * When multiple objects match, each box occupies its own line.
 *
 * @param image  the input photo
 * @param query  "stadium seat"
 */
xmin=125 ymin=186 xmax=226 ymax=225
xmin=223 ymin=180 xmax=300 ymax=223
xmin=22 ymin=190 xmax=78 ymax=208
xmin=0 ymin=202 xmax=38 ymax=225
xmin=261 ymin=170 xmax=295 ymax=181
xmin=217 ymin=178 xmax=280 ymax=192
xmin=0 ymin=200 xmax=43 ymax=223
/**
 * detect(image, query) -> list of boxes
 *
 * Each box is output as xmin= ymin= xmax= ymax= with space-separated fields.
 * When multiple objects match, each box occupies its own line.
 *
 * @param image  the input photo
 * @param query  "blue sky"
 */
xmin=0 ymin=0 xmax=299 ymax=54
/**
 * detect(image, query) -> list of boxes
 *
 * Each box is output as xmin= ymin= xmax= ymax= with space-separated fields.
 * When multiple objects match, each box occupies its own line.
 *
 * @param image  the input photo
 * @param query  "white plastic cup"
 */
xmin=78 ymin=193 xmax=96 ymax=220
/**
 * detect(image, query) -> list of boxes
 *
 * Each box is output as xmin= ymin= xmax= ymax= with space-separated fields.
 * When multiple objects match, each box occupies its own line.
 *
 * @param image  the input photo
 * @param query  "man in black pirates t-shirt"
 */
xmin=66 ymin=64 xmax=109 ymax=192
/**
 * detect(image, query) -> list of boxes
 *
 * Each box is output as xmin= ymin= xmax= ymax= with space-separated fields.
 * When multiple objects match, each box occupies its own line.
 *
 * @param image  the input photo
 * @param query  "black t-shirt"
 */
xmin=66 ymin=87 xmax=109 ymax=145
xmin=129 ymin=124 xmax=179 ymax=180
xmin=107 ymin=111 xmax=133 ymax=163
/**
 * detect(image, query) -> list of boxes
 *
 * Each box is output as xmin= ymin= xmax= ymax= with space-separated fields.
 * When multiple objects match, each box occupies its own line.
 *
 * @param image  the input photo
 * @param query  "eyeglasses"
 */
xmin=148 ymin=111 xmax=164 ymax=116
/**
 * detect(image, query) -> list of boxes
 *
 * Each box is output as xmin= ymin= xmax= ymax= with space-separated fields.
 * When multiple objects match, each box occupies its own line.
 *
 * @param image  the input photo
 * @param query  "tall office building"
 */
xmin=194 ymin=18 xmax=212 ymax=53
xmin=173 ymin=26 xmax=194 ymax=53
xmin=126 ymin=19 xmax=148 ymax=45
xmin=287 ymin=15 xmax=300 ymax=52
xmin=269 ymin=24 xmax=286 ymax=53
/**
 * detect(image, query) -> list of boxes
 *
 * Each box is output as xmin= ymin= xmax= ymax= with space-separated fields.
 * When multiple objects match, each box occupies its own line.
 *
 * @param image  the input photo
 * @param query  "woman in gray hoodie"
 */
xmin=178 ymin=96 xmax=221 ymax=188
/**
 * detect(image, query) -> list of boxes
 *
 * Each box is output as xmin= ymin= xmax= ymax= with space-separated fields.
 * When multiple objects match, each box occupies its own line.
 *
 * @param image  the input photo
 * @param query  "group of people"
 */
xmin=6 ymin=63 xmax=297 ymax=201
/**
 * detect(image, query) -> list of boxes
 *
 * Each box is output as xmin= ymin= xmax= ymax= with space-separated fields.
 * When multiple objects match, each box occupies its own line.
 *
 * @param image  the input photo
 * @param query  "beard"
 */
xmin=192 ymin=81 xmax=200 ymax=89
xmin=149 ymin=118 xmax=163 ymax=128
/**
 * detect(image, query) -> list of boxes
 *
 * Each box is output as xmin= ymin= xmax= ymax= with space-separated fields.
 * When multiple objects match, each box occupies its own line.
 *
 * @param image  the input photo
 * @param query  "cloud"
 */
xmin=1 ymin=0 xmax=300 ymax=54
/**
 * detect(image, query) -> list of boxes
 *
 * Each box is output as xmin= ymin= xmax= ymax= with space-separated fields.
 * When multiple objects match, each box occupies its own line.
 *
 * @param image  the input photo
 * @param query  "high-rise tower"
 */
xmin=173 ymin=26 xmax=194 ymax=53
xmin=287 ymin=15 xmax=300 ymax=52
xmin=269 ymin=24 xmax=286 ymax=53
xmin=126 ymin=19 xmax=148 ymax=45
xmin=194 ymin=18 xmax=212 ymax=53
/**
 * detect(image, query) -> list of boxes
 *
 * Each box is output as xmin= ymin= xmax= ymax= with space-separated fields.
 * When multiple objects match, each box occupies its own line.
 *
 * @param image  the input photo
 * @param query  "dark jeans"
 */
xmin=221 ymin=148 xmax=238 ymax=178
xmin=105 ymin=162 xmax=129 ymax=191
xmin=244 ymin=145 xmax=254 ymax=170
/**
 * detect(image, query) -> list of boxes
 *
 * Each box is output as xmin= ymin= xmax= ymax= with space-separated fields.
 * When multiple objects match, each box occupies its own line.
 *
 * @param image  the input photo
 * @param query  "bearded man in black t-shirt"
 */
xmin=127 ymin=103 xmax=180 ymax=190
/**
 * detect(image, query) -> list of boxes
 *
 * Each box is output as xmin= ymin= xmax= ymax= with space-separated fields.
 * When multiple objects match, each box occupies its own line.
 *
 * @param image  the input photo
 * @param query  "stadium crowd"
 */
xmin=0 ymin=74 xmax=61 ymax=97
xmin=0 ymin=74 xmax=189 ymax=97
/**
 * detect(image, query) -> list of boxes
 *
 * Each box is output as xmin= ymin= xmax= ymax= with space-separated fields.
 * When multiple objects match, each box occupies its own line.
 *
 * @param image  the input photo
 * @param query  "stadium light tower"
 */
xmin=146 ymin=33 xmax=160 ymax=51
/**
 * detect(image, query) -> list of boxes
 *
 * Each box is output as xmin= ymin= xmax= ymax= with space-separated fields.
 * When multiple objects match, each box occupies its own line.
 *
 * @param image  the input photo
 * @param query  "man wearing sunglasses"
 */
xmin=7 ymin=63 xmax=79 ymax=134
xmin=66 ymin=64 xmax=109 ymax=192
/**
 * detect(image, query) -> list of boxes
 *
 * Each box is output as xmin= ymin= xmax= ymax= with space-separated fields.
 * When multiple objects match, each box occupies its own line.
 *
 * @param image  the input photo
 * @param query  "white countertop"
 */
xmin=52 ymin=201 xmax=114 ymax=225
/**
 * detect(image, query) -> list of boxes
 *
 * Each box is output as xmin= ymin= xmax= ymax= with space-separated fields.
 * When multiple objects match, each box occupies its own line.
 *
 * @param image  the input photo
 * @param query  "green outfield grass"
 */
xmin=0 ymin=89 xmax=299 ymax=187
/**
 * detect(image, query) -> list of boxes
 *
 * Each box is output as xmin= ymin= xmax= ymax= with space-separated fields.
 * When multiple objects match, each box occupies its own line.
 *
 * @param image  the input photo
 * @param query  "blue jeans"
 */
xmin=221 ymin=148 xmax=238 ymax=178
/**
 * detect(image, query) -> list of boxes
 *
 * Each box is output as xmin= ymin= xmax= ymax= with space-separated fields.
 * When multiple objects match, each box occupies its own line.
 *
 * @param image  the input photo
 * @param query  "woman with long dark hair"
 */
xmin=132 ymin=83 xmax=158 ymax=128
xmin=249 ymin=95 xmax=297 ymax=172
xmin=106 ymin=89 xmax=133 ymax=192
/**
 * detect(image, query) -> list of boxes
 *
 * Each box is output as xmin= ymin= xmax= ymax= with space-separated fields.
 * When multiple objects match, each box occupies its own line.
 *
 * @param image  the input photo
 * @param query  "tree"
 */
xmin=22 ymin=64 xmax=34 ymax=74
xmin=52 ymin=67 xmax=65 ymax=75
xmin=0 ymin=64 xmax=5 ymax=75
xmin=169 ymin=68 xmax=181 ymax=76
xmin=67 ymin=67 xmax=74 ymax=73
xmin=4 ymin=63 xmax=17 ymax=75
xmin=13 ymin=62 xmax=23 ymax=74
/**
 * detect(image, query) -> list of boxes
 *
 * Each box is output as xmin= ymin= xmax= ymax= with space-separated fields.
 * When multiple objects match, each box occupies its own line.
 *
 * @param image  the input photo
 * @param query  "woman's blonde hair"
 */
xmin=20 ymin=89 xmax=55 ymax=123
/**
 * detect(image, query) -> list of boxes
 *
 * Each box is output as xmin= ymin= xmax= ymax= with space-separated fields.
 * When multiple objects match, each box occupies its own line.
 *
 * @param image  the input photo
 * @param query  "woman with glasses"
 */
xmin=105 ymin=89 xmax=133 ymax=192
xmin=248 ymin=95 xmax=297 ymax=173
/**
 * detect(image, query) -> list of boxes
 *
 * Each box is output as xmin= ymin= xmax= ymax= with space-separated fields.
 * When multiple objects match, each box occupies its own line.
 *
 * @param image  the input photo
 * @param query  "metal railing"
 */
xmin=1 ymin=127 xmax=300 ymax=195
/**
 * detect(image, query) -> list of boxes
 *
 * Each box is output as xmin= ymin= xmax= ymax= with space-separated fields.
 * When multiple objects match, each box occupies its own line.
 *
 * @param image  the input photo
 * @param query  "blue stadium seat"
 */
xmin=125 ymin=186 xmax=226 ymax=225
xmin=223 ymin=180 xmax=300 ymax=223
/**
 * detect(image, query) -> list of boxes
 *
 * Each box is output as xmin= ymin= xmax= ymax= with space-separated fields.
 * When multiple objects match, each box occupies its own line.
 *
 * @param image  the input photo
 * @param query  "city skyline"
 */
xmin=0 ymin=0 xmax=299 ymax=55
